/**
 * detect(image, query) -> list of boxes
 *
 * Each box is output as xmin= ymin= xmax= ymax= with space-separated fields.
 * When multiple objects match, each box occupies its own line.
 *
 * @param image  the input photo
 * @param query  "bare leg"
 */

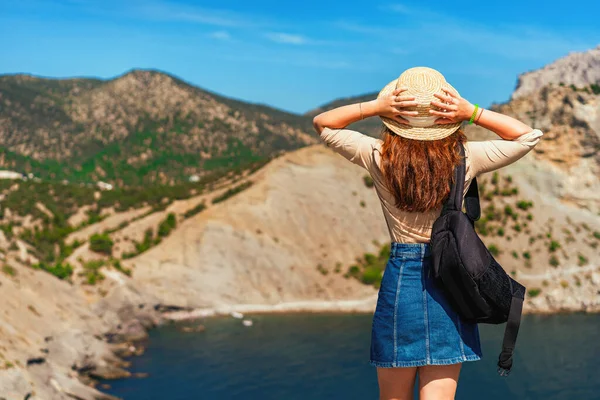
xmin=418 ymin=364 xmax=462 ymax=400
xmin=377 ymin=367 xmax=418 ymax=400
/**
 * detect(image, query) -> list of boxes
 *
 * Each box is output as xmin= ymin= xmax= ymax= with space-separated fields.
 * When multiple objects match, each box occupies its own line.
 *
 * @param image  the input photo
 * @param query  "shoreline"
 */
xmin=159 ymin=294 xmax=600 ymax=322
xmin=161 ymin=296 xmax=379 ymax=321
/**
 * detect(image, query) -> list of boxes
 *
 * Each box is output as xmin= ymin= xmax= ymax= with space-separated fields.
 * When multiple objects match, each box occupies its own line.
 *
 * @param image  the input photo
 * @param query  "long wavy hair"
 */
xmin=379 ymin=128 xmax=467 ymax=212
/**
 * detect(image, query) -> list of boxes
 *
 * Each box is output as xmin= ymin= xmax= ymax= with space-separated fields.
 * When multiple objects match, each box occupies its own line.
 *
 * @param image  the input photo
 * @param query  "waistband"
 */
xmin=390 ymin=242 xmax=431 ymax=258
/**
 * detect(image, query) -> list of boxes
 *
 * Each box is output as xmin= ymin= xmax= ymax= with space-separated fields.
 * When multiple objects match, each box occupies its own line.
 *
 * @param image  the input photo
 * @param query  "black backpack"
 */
xmin=430 ymin=142 xmax=525 ymax=377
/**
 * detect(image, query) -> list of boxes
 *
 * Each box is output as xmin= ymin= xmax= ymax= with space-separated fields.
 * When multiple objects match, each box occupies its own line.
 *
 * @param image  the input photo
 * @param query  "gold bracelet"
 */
xmin=359 ymin=103 xmax=364 ymax=120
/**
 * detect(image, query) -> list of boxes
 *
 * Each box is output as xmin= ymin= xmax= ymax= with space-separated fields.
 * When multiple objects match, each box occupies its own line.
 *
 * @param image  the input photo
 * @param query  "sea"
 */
xmin=100 ymin=313 xmax=600 ymax=400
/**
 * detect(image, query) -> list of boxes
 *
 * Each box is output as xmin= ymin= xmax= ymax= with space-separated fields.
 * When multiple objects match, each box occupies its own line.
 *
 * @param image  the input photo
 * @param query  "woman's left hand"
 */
xmin=429 ymin=87 xmax=476 ymax=124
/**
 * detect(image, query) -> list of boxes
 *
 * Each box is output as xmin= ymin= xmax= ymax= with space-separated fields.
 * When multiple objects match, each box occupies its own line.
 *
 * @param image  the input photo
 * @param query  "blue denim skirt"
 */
xmin=370 ymin=243 xmax=482 ymax=368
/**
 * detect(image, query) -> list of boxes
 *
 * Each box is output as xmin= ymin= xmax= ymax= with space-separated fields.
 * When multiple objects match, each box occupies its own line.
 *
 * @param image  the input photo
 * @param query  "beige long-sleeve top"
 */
xmin=320 ymin=127 xmax=543 ymax=243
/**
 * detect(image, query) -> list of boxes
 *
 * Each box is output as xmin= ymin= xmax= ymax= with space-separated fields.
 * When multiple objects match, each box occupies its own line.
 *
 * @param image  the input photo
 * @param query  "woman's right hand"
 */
xmin=372 ymin=88 xmax=419 ymax=122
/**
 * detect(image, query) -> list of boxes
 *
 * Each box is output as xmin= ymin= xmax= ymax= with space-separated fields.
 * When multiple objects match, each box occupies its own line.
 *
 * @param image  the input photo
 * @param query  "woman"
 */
xmin=312 ymin=67 xmax=542 ymax=400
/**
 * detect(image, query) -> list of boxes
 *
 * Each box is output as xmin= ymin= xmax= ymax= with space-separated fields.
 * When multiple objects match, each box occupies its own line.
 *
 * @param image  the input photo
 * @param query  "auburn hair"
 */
xmin=379 ymin=128 xmax=467 ymax=213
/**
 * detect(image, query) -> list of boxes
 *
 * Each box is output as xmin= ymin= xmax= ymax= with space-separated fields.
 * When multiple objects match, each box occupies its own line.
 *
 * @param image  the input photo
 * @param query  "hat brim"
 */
xmin=378 ymin=79 xmax=462 ymax=141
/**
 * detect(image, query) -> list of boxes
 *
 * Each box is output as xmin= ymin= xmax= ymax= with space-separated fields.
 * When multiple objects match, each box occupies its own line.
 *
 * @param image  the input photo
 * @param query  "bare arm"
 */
xmin=312 ymin=88 xmax=418 ymax=134
xmin=429 ymin=87 xmax=533 ymax=140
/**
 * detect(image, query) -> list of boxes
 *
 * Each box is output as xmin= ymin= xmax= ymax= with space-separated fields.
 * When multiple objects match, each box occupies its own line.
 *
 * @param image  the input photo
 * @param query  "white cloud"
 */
xmin=209 ymin=31 xmax=232 ymax=41
xmin=265 ymin=32 xmax=307 ymax=45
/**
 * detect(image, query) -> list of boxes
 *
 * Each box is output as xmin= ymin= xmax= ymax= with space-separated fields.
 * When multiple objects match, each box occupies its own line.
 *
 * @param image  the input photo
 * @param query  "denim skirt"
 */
xmin=370 ymin=243 xmax=482 ymax=368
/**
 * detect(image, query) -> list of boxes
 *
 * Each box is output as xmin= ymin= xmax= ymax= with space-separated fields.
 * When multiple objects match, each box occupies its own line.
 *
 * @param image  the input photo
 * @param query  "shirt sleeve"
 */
xmin=319 ymin=127 xmax=381 ymax=171
xmin=465 ymin=129 xmax=544 ymax=178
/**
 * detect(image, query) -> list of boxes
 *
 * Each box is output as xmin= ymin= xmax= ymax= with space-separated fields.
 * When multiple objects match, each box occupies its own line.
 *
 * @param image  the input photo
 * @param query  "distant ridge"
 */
xmin=0 ymin=69 xmax=316 ymax=185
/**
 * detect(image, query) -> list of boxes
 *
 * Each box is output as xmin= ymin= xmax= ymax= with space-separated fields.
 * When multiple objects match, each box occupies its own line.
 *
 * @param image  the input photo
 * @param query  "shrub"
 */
xmin=364 ymin=253 xmax=377 ymax=265
xmin=212 ymin=181 xmax=253 ymax=204
xmin=111 ymin=259 xmax=132 ymax=276
xmin=334 ymin=262 xmax=342 ymax=273
xmin=348 ymin=265 xmax=360 ymax=276
xmin=504 ymin=205 xmax=514 ymax=217
xmin=522 ymin=251 xmax=531 ymax=260
xmin=158 ymin=213 xmax=177 ymax=237
xmin=0 ymin=224 xmax=14 ymax=240
xmin=35 ymin=262 xmax=74 ymax=280
xmin=491 ymin=172 xmax=499 ymax=185
xmin=549 ymin=240 xmax=561 ymax=252
xmin=497 ymin=227 xmax=505 ymax=237
xmin=360 ymin=201 xmax=366 ymax=208
xmin=527 ymin=288 xmax=541 ymax=298
xmin=363 ymin=175 xmax=374 ymax=188
xmin=549 ymin=255 xmax=559 ymax=267
xmin=526 ymin=213 xmax=533 ymax=221
xmin=475 ymin=220 xmax=489 ymax=236
xmin=183 ymin=202 xmax=206 ymax=219
xmin=361 ymin=267 xmax=382 ymax=287
xmin=89 ymin=233 xmax=114 ymax=255
xmin=378 ymin=244 xmax=391 ymax=260
xmin=511 ymin=251 xmax=519 ymax=259
xmin=560 ymin=280 xmax=569 ymax=288
xmin=488 ymin=244 xmax=500 ymax=257
xmin=316 ymin=264 xmax=328 ymax=275
xmin=82 ymin=260 xmax=105 ymax=285
xmin=593 ymin=231 xmax=600 ymax=240
xmin=513 ymin=224 xmax=522 ymax=233
xmin=2 ymin=264 xmax=16 ymax=277
xmin=578 ymin=254 xmax=589 ymax=266
xmin=516 ymin=200 xmax=533 ymax=211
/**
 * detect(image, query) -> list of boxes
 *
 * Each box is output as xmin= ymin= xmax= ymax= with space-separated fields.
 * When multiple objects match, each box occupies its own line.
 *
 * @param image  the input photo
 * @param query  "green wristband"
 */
xmin=469 ymin=104 xmax=479 ymax=124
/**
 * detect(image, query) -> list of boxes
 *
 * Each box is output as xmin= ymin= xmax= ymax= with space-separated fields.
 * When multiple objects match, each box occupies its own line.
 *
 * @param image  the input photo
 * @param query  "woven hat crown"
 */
xmin=378 ymin=67 xmax=461 ymax=141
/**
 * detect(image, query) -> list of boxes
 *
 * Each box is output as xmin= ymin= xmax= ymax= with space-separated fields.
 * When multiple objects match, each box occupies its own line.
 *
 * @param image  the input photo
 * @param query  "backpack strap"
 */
xmin=497 ymin=286 xmax=525 ymax=376
xmin=465 ymin=177 xmax=481 ymax=222
xmin=442 ymin=143 xmax=481 ymax=223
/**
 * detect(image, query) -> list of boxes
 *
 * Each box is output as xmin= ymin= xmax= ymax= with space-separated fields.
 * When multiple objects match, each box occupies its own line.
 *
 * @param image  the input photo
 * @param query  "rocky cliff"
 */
xmin=512 ymin=45 xmax=600 ymax=99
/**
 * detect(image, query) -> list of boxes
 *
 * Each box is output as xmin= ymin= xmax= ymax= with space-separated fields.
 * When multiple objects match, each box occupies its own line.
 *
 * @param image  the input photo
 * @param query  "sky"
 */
xmin=1 ymin=0 xmax=599 ymax=114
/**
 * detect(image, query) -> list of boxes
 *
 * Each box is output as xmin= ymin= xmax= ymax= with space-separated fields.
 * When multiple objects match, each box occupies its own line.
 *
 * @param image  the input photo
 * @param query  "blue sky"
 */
xmin=1 ymin=0 xmax=599 ymax=114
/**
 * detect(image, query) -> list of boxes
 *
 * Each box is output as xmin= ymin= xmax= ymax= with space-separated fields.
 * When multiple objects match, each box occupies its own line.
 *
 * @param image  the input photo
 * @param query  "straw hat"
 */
xmin=378 ymin=67 xmax=461 ymax=141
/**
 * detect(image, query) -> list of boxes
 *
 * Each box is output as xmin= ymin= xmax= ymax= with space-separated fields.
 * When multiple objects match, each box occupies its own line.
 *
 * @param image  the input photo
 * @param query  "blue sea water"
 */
xmin=101 ymin=313 xmax=600 ymax=400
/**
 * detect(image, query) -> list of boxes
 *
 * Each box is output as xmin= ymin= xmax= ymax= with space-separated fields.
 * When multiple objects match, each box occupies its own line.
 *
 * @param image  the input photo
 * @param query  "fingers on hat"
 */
xmin=392 ymin=87 xmax=408 ymax=95
xmin=433 ymin=92 xmax=454 ymax=104
xmin=441 ymin=87 xmax=459 ymax=97
xmin=430 ymin=100 xmax=457 ymax=110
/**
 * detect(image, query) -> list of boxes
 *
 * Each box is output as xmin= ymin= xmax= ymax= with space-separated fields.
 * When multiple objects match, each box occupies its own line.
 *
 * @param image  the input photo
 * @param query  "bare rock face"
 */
xmin=512 ymin=45 xmax=600 ymax=99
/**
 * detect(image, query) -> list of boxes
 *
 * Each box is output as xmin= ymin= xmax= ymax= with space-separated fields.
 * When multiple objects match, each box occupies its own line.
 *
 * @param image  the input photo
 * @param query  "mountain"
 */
xmin=512 ymin=45 xmax=600 ymax=99
xmin=0 ymin=70 xmax=317 ymax=185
